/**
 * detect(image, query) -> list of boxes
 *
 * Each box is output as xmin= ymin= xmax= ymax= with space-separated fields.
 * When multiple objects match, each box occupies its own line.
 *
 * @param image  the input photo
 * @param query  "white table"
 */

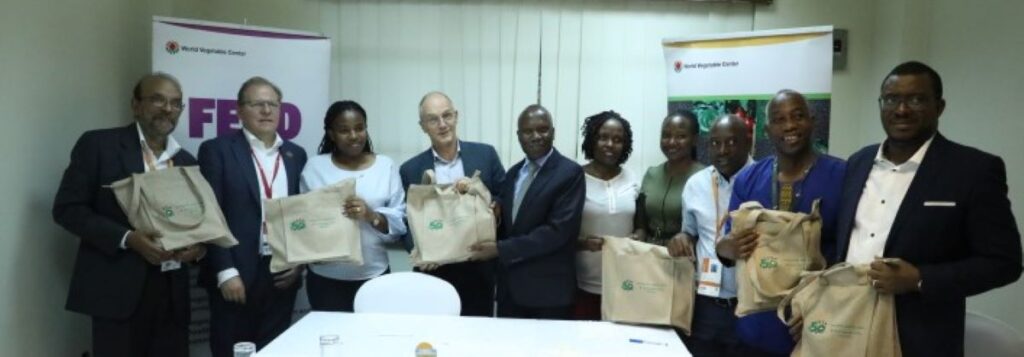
xmin=258 ymin=312 xmax=690 ymax=356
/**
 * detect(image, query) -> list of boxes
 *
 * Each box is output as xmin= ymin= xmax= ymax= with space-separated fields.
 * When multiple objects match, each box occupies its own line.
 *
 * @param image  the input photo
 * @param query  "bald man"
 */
xmin=399 ymin=91 xmax=506 ymax=316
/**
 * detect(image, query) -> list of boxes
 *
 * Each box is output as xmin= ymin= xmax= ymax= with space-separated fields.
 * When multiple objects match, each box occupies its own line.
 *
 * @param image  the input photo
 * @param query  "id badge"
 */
xmin=161 ymin=260 xmax=182 ymax=272
xmin=697 ymin=257 xmax=723 ymax=297
xmin=260 ymin=235 xmax=272 ymax=256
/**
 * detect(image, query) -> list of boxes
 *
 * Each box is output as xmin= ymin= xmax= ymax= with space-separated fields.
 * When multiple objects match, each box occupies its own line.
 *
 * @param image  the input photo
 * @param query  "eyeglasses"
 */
xmin=142 ymin=95 xmax=184 ymax=110
xmin=878 ymin=95 xmax=933 ymax=110
xmin=242 ymin=100 xmax=281 ymax=110
xmin=421 ymin=110 xmax=457 ymax=127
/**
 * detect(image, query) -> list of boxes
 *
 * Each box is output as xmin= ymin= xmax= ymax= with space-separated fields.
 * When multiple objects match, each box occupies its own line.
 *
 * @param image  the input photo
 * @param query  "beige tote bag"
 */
xmin=265 ymin=179 xmax=362 ymax=273
xmin=730 ymin=200 xmax=826 ymax=317
xmin=407 ymin=170 xmax=496 ymax=267
xmin=778 ymin=263 xmax=902 ymax=357
xmin=110 ymin=166 xmax=237 ymax=250
xmin=601 ymin=236 xmax=695 ymax=334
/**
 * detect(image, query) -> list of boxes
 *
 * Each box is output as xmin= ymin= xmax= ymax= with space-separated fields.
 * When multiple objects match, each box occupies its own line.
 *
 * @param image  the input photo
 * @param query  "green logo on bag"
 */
xmin=290 ymin=219 xmax=307 ymax=231
xmin=759 ymin=257 xmax=779 ymax=269
xmin=808 ymin=321 xmax=827 ymax=334
xmin=621 ymin=280 xmax=634 ymax=291
xmin=428 ymin=219 xmax=444 ymax=230
xmin=162 ymin=207 xmax=174 ymax=217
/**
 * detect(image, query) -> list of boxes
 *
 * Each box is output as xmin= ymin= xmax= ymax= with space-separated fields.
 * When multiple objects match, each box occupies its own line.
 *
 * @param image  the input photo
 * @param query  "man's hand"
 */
xmin=667 ymin=234 xmax=694 ymax=257
xmin=578 ymin=235 xmax=604 ymax=252
xmin=273 ymin=265 xmax=304 ymax=289
xmin=716 ymin=229 xmax=759 ymax=261
xmin=468 ymin=241 xmax=498 ymax=261
xmin=868 ymin=257 xmax=921 ymax=295
xmin=787 ymin=314 xmax=804 ymax=342
xmin=454 ymin=178 xmax=472 ymax=194
xmin=174 ymin=244 xmax=207 ymax=263
xmin=126 ymin=230 xmax=172 ymax=265
xmin=220 ymin=276 xmax=246 ymax=304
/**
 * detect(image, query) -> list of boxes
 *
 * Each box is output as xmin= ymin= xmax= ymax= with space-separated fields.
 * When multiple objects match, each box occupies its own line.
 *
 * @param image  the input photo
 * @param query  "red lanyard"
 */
xmin=251 ymin=149 xmax=282 ymax=199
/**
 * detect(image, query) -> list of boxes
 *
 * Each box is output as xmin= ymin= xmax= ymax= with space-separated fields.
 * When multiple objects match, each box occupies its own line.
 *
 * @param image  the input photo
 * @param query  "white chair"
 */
xmin=353 ymin=272 xmax=461 ymax=316
xmin=964 ymin=310 xmax=1024 ymax=356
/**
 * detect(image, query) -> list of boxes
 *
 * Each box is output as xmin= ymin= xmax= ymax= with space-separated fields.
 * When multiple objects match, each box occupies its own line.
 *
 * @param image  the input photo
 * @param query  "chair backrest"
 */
xmin=965 ymin=310 xmax=1024 ymax=357
xmin=353 ymin=272 xmax=461 ymax=316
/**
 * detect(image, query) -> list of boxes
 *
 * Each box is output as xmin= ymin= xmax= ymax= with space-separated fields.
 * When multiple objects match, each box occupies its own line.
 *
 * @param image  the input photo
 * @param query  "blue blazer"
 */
xmin=53 ymin=124 xmax=196 ymax=320
xmin=496 ymin=149 xmax=585 ymax=308
xmin=197 ymin=130 xmax=307 ymax=289
xmin=398 ymin=140 xmax=505 ymax=251
xmin=836 ymin=133 xmax=1022 ymax=357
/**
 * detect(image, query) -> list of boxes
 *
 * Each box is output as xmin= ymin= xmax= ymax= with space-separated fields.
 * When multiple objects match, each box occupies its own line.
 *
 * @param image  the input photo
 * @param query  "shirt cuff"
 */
xmin=216 ymin=268 xmax=240 ymax=287
xmin=120 ymin=230 xmax=131 ymax=250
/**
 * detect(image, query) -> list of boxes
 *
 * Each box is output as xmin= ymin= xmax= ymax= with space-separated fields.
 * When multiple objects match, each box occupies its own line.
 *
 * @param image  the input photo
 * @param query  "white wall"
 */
xmin=2 ymin=0 xmax=1022 ymax=354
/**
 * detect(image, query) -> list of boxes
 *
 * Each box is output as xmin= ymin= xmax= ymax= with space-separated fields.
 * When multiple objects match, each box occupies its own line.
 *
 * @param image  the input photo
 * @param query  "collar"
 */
xmin=431 ymin=141 xmax=462 ymax=164
xmin=242 ymin=127 xmax=283 ymax=152
xmin=527 ymin=148 xmax=555 ymax=169
xmin=135 ymin=122 xmax=181 ymax=158
xmin=712 ymin=156 xmax=754 ymax=184
xmin=876 ymin=134 xmax=935 ymax=169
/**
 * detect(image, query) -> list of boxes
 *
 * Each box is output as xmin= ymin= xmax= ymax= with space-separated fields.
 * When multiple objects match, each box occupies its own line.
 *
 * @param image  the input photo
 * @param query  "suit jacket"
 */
xmin=836 ymin=133 xmax=1022 ymax=357
xmin=53 ymin=124 xmax=196 ymax=320
xmin=398 ymin=140 xmax=506 ymax=251
xmin=496 ymin=149 xmax=585 ymax=308
xmin=197 ymin=130 xmax=307 ymax=289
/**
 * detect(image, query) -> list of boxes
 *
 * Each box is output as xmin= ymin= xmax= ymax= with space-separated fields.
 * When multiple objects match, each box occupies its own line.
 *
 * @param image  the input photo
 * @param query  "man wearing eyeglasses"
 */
xmin=398 ymin=91 xmax=506 ymax=317
xmin=834 ymin=61 xmax=1021 ymax=356
xmin=197 ymin=77 xmax=308 ymax=356
xmin=53 ymin=72 xmax=205 ymax=356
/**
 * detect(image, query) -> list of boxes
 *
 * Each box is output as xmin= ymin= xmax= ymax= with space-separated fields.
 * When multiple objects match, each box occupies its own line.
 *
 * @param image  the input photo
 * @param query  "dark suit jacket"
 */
xmin=836 ymin=133 xmax=1022 ymax=357
xmin=197 ymin=130 xmax=306 ymax=289
xmin=398 ymin=140 xmax=506 ymax=251
xmin=496 ymin=149 xmax=585 ymax=308
xmin=53 ymin=124 xmax=196 ymax=320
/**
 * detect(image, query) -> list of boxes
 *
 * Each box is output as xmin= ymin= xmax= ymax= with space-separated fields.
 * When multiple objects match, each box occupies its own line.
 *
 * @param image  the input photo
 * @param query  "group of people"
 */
xmin=53 ymin=60 xmax=1021 ymax=357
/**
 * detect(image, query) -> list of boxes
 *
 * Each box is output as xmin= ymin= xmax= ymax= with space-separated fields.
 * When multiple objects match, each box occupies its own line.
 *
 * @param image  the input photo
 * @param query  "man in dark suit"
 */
xmin=469 ymin=104 xmax=585 ymax=319
xmin=53 ymin=73 xmax=206 ymax=356
xmin=835 ymin=61 xmax=1022 ymax=356
xmin=399 ymin=91 xmax=505 ymax=317
xmin=198 ymin=77 xmax=308 ymax=356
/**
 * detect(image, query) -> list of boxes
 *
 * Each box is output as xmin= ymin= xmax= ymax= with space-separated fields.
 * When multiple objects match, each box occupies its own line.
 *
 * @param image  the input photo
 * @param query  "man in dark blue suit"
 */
xmin=198 ymin=77 xmax=308 ymax=356
xmin=399 ymin=91 xmax=505 ymax=317
xmin=469 ymin=104 xmax=585 ymax=320
xmin=53 ymin=73 xmax=206 ymax=356
xmin=835 ymin=61 xmax=1022 ymax=356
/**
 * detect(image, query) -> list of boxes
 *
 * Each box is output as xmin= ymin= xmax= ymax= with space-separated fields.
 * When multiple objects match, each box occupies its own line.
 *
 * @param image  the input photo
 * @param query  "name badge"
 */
xmin=697 ymin=257 xmax=723 ymax=297
xmin=260 ymin=235 xmax=272 ymax=256
xmin=161 ymin=260 xmax=182 ymax=272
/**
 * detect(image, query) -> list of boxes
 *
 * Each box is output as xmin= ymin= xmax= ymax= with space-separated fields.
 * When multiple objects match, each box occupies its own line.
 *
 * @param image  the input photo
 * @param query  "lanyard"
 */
xmin=142 ymin=143 xmax=173 ymax=172
xmin=711 ymin=172 xmax=727 ymax=243
xmin=251 ymin=149 xmax=282 ymax=199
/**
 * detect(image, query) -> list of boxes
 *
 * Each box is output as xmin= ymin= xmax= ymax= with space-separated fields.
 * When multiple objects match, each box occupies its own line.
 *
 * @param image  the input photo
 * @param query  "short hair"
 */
xmin=317 ymin=100 xmax=374 ymax=155
xmin=665 ymin=109 xmax=700 ymax=160
xmin=882 ymin=61 xmax=943 ymax=98
xmin=765 ymin=89 xmax=809 ymax=122
xmin=418 ymin=91 xmax=454 ymax=117
xmin=132 ymin=72 xmax=182 ymax=100
xmin=237 ymin=76 xmax=283 ymax=104
xmin=580 ymin=110 xmax=634 ymax=165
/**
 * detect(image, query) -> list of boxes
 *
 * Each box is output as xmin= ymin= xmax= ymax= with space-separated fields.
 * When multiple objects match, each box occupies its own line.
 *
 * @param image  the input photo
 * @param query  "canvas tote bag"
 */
xmin=730 ymin=200 xmax=826 ymax=316
xmin=110 ymin=166 xmax=237 ymax=250
xmin=601 ymin=236 xmax=695 ymax=333
xmin=778 ymin=263 xmax=902 ymax=357
xmin=264 ymin=179 xmax=362 ymax=273
xmin=407 ymin=170 xmax=496 ymax=266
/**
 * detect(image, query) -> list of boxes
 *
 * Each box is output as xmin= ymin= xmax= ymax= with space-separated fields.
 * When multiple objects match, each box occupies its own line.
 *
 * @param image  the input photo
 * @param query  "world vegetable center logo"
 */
xmin=290 ymin=219 xmax=307 ymax=231
xmin=165 ymin=41 xmax=180 ymax=54
xmin=428 ymin=219 xmax=444 ymax=230
xmin=621 ymin=280 xmax=634 ymax=291
xmin=808 ymin=321 xmax=827 ymax=334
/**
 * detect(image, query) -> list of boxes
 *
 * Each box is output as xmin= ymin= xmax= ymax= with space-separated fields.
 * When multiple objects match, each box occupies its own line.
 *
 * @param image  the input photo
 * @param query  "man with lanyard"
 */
xmin=53 ymin=72 xmax=206 ymax=356
xmin=715 ymin=90 xmax=846 ymax=356
xmin=668 ymin=114 xmax=759 ymax=356
xmin=198 ymin=77 xmax=308 ymax=356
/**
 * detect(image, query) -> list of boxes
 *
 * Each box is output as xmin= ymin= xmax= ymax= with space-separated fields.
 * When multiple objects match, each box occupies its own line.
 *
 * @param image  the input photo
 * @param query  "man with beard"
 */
xmin=53 ymin=72 xmax=206 ymax=356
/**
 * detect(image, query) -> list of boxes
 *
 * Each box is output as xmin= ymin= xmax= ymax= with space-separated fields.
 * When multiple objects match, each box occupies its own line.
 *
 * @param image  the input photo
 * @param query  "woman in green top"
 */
xmin=637 ymin=110 xmax=704 ymax=245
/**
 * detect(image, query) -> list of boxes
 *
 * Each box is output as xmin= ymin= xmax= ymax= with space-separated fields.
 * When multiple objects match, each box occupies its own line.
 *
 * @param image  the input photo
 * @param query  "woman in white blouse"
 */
xmin=574 ymin=110 xmax=642 ymax=320
xmin=299 ymin=100 xmax=407 ymax=312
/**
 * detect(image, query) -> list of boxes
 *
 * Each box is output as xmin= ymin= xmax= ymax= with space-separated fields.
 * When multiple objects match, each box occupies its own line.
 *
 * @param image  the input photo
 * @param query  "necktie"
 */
xmin=512 ymin=161 xmax=538 ymax=223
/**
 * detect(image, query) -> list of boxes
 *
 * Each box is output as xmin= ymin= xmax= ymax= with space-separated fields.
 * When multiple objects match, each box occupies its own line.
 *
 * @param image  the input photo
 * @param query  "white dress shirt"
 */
xmin=432 ymin=142 xmax=465 ymax=185
xmin=846 ymin=136 xmax=934 ymax=265
xmin=120 ymin=123 xmax=183 ymax=249
xmin=576 ymin=169 xmax=639 ymax=294
xmin=217 ymin=129 xmax=288 ymax=286
xmin=300 ymin=154 xmax=407 ymax=281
